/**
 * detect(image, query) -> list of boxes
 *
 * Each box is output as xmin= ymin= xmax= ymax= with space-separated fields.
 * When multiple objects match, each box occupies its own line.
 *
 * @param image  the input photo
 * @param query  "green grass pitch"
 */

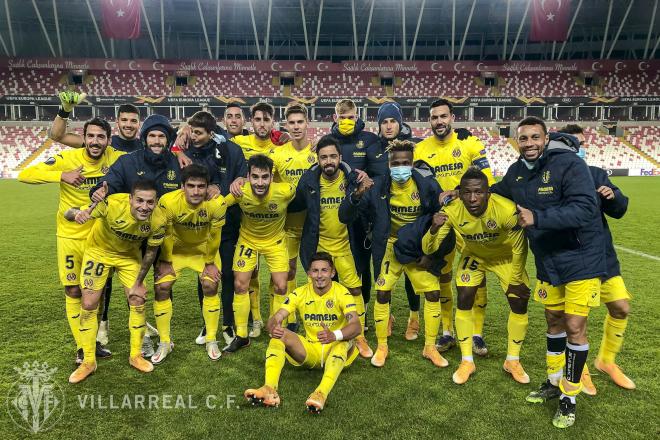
xmin=0 ymin=177 xmax=658 ymax=439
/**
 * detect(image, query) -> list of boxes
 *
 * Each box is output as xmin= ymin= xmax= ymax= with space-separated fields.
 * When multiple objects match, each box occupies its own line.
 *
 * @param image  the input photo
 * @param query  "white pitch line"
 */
xmin=614 ymin=245 xmax=660 ymax=262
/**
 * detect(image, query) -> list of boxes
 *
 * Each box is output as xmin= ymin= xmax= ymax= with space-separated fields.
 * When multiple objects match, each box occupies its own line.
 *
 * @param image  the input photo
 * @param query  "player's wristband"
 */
xmin=57 ymin=108 xmax=71 ymax=119
xmin=333 ymin=330 xmax=344 ymax=341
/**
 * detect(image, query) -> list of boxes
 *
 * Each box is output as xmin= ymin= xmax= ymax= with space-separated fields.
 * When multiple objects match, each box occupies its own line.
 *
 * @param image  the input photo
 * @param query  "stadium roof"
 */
xmin=0 ymin=0 xmax=658 ymax=61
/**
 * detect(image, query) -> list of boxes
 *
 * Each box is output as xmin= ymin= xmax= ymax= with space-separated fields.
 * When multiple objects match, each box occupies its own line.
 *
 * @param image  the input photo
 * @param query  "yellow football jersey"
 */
xmin=232 ymin=133 xmax=277 ymax=159
xmin=282 ymin=281 xmax=357 ymax=343
xmin=422 ymin=193 xmax=527 ymax=284
xmin=154 ymin=189 xmax=227 ymax=260
xmin=389 ymin=178 xmax=422 ymax=242
xmin=318 ymin=174 xmax=350 ymax=254
xmin=225 ymin=181 xmax=295 ymax=246
xmin=270 ymin=141 xmax=317 ymax=187
xmin=414 ymin=131 xmax=495 ymax=191
xmin=18 ymin=147 xmax=124 ymax=240
xmin=85 ymin=193 xmax=165 ymax=255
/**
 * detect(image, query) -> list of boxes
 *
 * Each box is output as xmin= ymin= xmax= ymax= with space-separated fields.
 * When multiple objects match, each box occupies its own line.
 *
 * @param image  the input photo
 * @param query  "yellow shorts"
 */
xmin=534 ymin=278 xmax=601 ymax=317
xmin=600 ymin=275 xmax=632 ymax=303
xmin=232 ymin=236 xmax=289 ymax=273
xmin=81 ymin=246 xmax=140 ymax=292
xmin=455 ymin=254 xmax=529 ymax=291
xmin=57 ymin=236 xmax=86 ymax=287
xmin=285 ymin=227 xmax=302 ymax=260
xmin=375 ymin=242 xmax=440 ymax=293
xmin=317 ymin=247 xmax=361 ymax=289
xmin=155 ymin=246 xmax=222 ymax=285
xmin=285 ymin=334 xmax=358 ymax=369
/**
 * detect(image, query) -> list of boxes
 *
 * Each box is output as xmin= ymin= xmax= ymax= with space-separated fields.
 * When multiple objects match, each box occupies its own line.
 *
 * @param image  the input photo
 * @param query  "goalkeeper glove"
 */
xmin=57 ymin=91 xmax=86 ymax=117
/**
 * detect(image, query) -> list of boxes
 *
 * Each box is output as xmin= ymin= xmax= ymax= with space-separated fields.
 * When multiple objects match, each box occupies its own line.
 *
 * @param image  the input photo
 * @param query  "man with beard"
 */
xmin=292 ymin=134 xmax=374 ymax=358
xmin=414 ymin=99 xmax=496 ymax=356
xmin=19 ymin=117 xmax=123 ymax=365
xmin=49 ymin=92 xmax=142 ymax=345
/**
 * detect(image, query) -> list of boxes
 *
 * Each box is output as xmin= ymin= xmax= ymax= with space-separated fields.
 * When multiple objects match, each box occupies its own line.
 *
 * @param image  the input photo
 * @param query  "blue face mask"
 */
xmin=576 ymin=148 xmax=586 ymax=160
xmin=390 ymin=165 xmax=412 ymax=183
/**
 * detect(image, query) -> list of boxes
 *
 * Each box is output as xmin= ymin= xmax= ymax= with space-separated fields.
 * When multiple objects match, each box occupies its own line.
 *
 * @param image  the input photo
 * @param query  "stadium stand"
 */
xmin=625 ymin=126 xmax=660 ymax=162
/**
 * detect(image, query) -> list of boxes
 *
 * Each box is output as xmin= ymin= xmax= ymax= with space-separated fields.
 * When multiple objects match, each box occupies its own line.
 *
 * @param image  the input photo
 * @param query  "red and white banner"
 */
xmin=529 ymin=0 xmax=571 ymax=42
xmin=101 ymin=0 xmax=141 ymax=40
xmin=1 ymin=57 xmax=657 ymax=74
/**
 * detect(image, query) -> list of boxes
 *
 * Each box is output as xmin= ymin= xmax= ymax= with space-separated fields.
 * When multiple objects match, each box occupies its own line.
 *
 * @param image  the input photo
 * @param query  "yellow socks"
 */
xmin=249 ymin=277 xmax=262 ymax=322
xmin=317 ymin=343 xmax=348 ymax=396
xmin=80 ymin=307 xmax=98 ymax=363
xmin=374 ymin=301 xmax=390 ymax=345
xmin=472 ymin=286 xmax=487 ymax=336
xmin=287 ymin=279 xmax=297 ymax=323
xmin=264 ymin=338 xmax=286 ymax=390
xmin=424 ymin=300 xmax=441 ymax=346
xmin=128 ymin=305 xmax=146 ymax=358
xmin=506 ymin=311 xmax=528 ymax=359
xmin=409 ymin=310 xmax=419 ymax=321
xmin=233 ymin=293 xmax=251 ymax=338
xmin=353 ymin=294 xmax=366 ymax=335
xmin=439 ymin=282 xmax=454 ymax=335
xmin=65 ymin=295 xmax=82 ymax=350
xmin=202 ymin=295 xmax=221 ymax=343
xmin=455 ymin=308 xmax=473 ymax=360
xmin=153 ymin=298 xmax=172 ymax=343
xmin=598 ymin=314 xmax=627 ymax=364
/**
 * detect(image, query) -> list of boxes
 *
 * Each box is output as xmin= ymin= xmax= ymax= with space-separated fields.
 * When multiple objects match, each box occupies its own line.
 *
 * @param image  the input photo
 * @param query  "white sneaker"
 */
xmin=222 ymin=327 xmax=235 ymax=346
xmin=146 ymin=322 xmax=159 ymax=338
xmin=141 ymin=335 xmax=155 ymax=358
xmin=195 ymin=327 xmax=206 ymax=345
xmin=206 ymin=341 xmax=221 ymax=361
xmin=97 ymin=320 xmax=109 ymax=345
xmin=249 ymin=320 xmax=264 ymax=338
xmin=151 ymin=342 xmax=173 ymax=365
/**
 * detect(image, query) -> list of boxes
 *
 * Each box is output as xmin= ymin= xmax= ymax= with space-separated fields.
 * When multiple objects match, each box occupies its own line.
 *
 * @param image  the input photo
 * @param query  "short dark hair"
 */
xmin=387 ymin=139 xmax=415 ymax=155
xmin=188 ymin=111 xmax=216 ymax=134
xmin=460 ymin=166 xmax=489 ymax=189
xmin=316 ymin=135 xmax=341 ymax=156
xmin=131 ymin=179 xmax=157 ymax=195
xmin=518 ymin=116 xmax=547 ymax=134
xmin=309 ymin=251 xmax=334 ymax=269
xmin=83 ymin=117 xmax=112 ymax=139
xmin=225 ymin=103 xmax=243 ymax=114
xmin=248 ymin=154 xmax=274 ymax=174
xmin=251 ymin=102 xmax=274 ymax=119
xmin=181 ymin=163 xmax=210 ymax=185
xmin=429 ymin=98 xmax=454 ymax=114
xmin=117 ymin=104 xmax=140 ymax=118
xmin=559 ymin=124 xmax=583 ymax=135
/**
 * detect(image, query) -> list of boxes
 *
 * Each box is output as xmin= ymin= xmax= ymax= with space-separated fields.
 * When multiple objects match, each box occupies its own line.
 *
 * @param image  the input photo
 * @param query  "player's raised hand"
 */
xmin=74 ymin=206 xmax=94 ymax=224
xmin=176 ymin=153 xmax=193 ymax=169
xmin=353 ymin=170 xmax=373 ymax=199
xmin=206 ymin=184 xmax=221 ymax=200
xmin=91 ymin=181 xmax=108 ymax=202
xmin=58 ymin=91 xmax=86 ymax=113
xmin=174 ymin=124 xmax=191 ymax=151
xmin=202 ymin=263 xmax=221 ymax=283
xmin=516 ymin=204 xmax=535 ymax=228
xmin=61 ymin=166 xmax=85 ymax=187
xmin=439 ymin=190 xmax=458 ymax=206
xmin=230 ymin=177 xmax=246 ymax=197
xmin=597 ymin=185 xmax=615 ymax=200
xmin=430 ymin=211 xmax=448 ymax=233
xmin=317 ymin=322 xmax=335 ymax=344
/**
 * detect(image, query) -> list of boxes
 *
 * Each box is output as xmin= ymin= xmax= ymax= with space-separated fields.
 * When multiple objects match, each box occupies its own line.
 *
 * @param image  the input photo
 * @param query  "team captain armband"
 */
xmin=473 ymin=157 xmax=490 ymax=170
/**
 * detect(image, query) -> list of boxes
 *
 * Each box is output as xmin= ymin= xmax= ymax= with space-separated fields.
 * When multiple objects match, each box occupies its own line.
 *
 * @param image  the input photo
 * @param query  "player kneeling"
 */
xmin=244 ymin=252 xmax=361 ymax=413
xmin=134 ymin=164 xmax=227 ymax=364
xmin=64 ymin=180 xmax=165 ymax=383
xmin=423 ymin=167 xmax=531 ymax=385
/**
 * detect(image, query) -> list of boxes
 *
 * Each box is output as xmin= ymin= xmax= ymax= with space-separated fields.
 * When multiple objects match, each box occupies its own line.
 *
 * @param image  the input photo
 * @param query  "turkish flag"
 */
xmin=101 ymin=0 xmax=141 ymax=40
xmin=529 ymin=0 xmax=571 ymax=42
